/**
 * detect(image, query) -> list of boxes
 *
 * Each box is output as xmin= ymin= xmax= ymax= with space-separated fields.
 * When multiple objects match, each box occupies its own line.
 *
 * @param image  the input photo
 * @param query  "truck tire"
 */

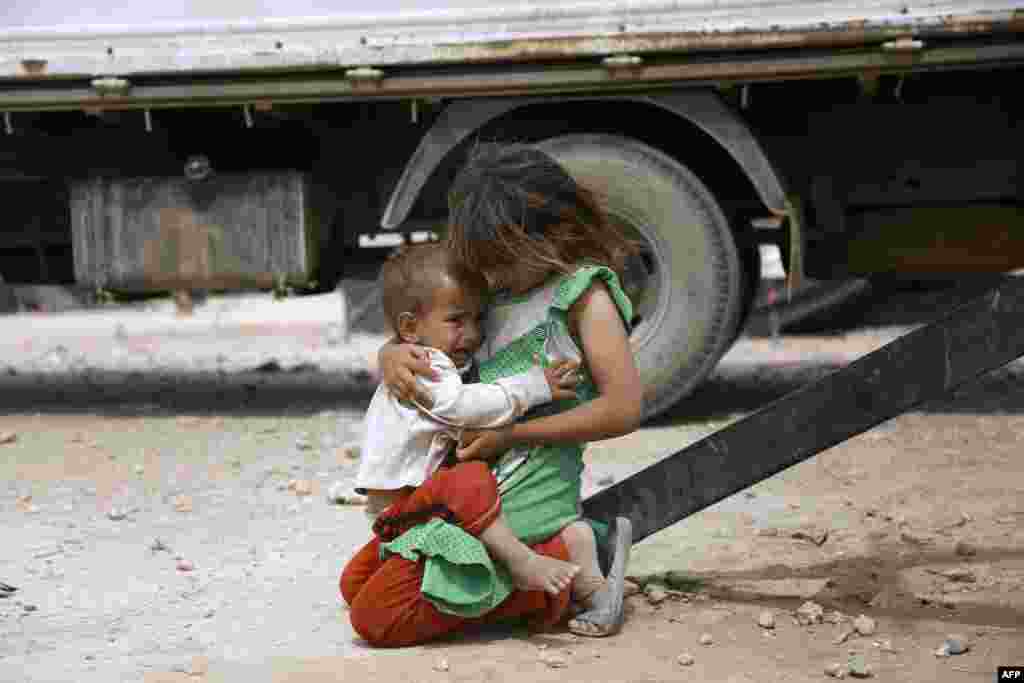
xmin=536 ymin=134 xmax=745 ymax=420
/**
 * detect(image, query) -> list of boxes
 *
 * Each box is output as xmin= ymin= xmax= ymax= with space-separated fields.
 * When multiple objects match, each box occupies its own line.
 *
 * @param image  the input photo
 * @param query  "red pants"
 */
xmin=339 ymin=461 xmax=571 ymax=647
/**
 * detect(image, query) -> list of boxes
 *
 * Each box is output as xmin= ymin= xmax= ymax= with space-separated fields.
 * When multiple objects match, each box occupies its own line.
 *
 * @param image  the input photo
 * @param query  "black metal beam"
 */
xmin=583 ymin=277 xmax=1024 ymax=543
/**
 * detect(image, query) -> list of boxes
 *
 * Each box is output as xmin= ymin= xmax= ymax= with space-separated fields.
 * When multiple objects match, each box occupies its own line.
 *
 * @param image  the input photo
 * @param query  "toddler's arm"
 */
xmin=415 ymin=352 xmax=577 ymax=429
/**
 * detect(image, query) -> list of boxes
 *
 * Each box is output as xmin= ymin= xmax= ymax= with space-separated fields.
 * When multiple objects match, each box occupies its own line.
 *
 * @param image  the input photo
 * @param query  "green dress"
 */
xmin=381 ymin=265 xmax=633 ymax=618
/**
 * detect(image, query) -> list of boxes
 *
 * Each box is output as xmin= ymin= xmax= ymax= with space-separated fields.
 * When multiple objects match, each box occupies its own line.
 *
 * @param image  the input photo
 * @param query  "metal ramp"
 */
xmin=583 ymin=277 xmax=1024 ymax=543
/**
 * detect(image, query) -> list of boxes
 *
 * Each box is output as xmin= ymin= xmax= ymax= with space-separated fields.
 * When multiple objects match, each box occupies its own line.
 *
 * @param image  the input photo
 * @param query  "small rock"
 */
xmin=943 ymin=634 xmax=970 ymax=655
xmin=203 ymin=609 xmax=216 ymax=618
xmin=847 ymin=654 xmax=872 ymax=678
xmin=134 ymin=464 xmax=145 ymax=475
xmin=432 ymin=658 xmax=450 ymax=672
xmin=150 ymin=538 xmax=170 ymax=553
xmin=853 ymin=615 xmax=876 ymax=636
xmin=824 ymin=662 xmax=847 ymax=679
xmin=177 ymin=416 xmax=202 ymax=427
xmin=824 ymin=610 xmax=846 ymax=624
xmin=540 ymin=651 xmax=568 ymax=668
xmin=188 ymin=655 xmax=209 ymax=676
xmin=645 ymin=585 xmax=668 ymax=605
xmin=595 ymin=473 xmax=616 ymax=486
xmin=900 ymin=530 xmax=932 ymax=546
xmin=698 ymin=633 xmax=713 ymax=646
xmin=942 ymin=568 xmax=976 ymax=583
xmin=32 ymin=544 xmax=62 ymax=559
xmin=744 ymin=491 xmax=757 ymax=499
xmin=834 ymin=629 xmax=854 ymax=645
xmin=792 ymin=527 xmax=829 ymax=546
xmin=757 ymin=527 xmax=780 ymax=537
xmin=954 ymin=540 xmax=978 ymax=557
xmin=338 ymin=445 xmax=361 ymax=460
xmin=623 ymin=579 xmax=641 ymax=598
xmin=291 ymin=479 xmax=313 ymax=496
xmin=677 ymin=653 xmax=695 ymax=666
xmin=173 ymin=495 xmax=193 ymax=513
xmin=295 ymin=438 xmax=313 ymax=451
xmin=107 ymin=507 xmax=129 ymax=521
xmin=879 ymin=640 xmax=898 ymax=653
xmin=758 ymin=611 xmax=776 ymax=629
xmin=325 ymin=482 xmax=365 ymax=505
xmin=0 ymin=431 xmax=17 ymax=444
xmin=796 ymin=601 xmax=824 ymax=626
xmin=23 ymin=604 xmax=37 ymax=612
xmin=176 ymin=559 xmax=194 ymax=572
xmin=951 ymin=512 xmax=972 ymax=527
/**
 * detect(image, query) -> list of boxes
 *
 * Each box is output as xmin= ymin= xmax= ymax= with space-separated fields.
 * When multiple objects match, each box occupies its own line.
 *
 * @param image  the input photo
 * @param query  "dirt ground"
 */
xmin=2 ymin=281 xmax=1023 ymax=682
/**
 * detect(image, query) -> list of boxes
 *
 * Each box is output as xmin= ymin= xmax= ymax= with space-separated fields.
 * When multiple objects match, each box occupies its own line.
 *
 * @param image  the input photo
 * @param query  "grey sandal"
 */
xmin=568 ymin=516 xmax=632 ymax=637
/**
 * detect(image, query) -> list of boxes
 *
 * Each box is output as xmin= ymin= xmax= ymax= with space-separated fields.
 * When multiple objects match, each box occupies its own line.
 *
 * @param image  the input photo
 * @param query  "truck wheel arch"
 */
xmin=379 ymin=90 xmax=788 ymax=230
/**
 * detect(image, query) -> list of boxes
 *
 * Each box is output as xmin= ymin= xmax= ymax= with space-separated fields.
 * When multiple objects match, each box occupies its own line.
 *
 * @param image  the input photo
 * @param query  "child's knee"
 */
xmin=339 ymin=569 xmax=359 ymax=607
xmin=349 ymin=605 xmax=391 ymax=646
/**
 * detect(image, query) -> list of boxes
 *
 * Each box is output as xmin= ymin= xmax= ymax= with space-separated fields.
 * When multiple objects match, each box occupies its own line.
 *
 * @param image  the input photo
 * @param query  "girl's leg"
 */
xmin=561 ymin=521 xmax=606 ymax=604
xmin=561 ymin=517 xmax=632 ymax=637
xmin=349 ymin=553 xmax=465 ymax=647
xmin=348 ymin=462 xmax=574 ymax=646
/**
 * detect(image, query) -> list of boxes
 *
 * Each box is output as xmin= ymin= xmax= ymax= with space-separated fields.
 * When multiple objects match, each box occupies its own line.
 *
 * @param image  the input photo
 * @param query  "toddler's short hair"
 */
xmin=379 ymin=242 xmax=488 ymax=332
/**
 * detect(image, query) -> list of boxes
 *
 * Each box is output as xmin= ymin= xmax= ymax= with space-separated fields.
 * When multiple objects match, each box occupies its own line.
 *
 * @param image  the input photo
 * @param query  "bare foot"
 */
xmin=506 ymin=553 xmax=579 ymax=596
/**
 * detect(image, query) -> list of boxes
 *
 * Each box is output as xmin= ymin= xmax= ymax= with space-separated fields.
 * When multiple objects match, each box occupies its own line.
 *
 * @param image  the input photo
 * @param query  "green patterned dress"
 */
xmin=380 ymin=265 xmax=633 ymax=618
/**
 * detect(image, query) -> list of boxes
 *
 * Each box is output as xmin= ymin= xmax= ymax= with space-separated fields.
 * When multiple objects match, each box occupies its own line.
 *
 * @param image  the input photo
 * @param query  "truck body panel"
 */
xmin=2 ymin=0 xmax=1022 ymax=81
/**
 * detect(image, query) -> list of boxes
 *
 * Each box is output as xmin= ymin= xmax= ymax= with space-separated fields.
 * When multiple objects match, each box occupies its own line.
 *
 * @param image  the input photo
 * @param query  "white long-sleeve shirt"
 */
xmin=354 ymin=347 xmax=552 ymax=495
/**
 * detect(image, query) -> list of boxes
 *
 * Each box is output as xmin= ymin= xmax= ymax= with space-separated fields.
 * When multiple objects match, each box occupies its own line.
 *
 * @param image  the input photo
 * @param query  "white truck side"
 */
xmin=1 ymin=0 xmax=1021 ymax=417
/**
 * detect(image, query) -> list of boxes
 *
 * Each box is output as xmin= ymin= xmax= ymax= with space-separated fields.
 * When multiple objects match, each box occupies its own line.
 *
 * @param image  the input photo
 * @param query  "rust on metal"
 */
xmin=18 ymin=59 xmax=47 ymax=76
xmin=145 ymin=208 xmax=214 ymax=282
xmin=403 ymin=14 xmax=1023 ymax=65
xmin=846 ymin=205 xmax=1024 ymax=274
xmin=73 ymin=172 xmax=319 ymax=290
xmin=5 ymin=39 xmax=1023 ymax=113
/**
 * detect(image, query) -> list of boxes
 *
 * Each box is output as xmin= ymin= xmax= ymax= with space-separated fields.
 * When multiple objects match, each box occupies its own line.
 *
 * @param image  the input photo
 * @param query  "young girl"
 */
xmin=340 ymin=143 xmax=643 ymax=645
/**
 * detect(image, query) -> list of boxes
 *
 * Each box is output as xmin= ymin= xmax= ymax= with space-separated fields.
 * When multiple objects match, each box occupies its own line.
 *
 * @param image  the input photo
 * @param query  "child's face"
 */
xmin=408 ymin=281 xmax=485 ymax=367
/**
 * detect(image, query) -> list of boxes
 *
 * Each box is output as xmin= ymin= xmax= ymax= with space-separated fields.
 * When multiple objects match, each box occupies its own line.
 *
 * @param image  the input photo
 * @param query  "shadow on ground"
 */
xmin=2 ymin=275 xmax=1020 ymax=419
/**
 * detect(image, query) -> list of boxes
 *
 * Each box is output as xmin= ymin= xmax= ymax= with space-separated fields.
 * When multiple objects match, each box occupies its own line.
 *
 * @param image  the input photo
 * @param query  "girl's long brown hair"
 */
xmin=446 ymin=143 xmax=637 ymax=283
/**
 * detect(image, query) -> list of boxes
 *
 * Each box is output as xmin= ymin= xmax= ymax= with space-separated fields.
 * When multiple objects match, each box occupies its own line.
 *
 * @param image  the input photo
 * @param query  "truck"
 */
xmin=1 ymin=0 xmax=1021 ymax=419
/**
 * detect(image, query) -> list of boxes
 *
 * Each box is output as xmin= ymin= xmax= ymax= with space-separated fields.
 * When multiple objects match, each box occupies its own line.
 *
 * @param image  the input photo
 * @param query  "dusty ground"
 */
xmin=1 ymin=280 xmax=1022 ymax=682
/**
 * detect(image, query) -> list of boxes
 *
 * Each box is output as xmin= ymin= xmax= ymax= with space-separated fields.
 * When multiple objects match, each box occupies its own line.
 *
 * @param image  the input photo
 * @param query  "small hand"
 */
xmin=380 ymin=342 xmax=438 ymax=407
xmin=456 ymin=427 xmax=511 ymax=462
xmin=540 ymin=355 xmax=582 ymax=402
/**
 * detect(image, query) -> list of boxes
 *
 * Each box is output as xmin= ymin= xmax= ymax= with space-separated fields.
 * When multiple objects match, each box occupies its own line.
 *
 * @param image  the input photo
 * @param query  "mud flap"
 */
xmin=583 ymin=277 xmax=1024 ymax=543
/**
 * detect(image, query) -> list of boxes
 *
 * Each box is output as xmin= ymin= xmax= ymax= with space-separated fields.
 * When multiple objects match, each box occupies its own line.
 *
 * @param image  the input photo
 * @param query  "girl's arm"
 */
xmin=378 ymin=339 xmax=439 ymax=407
xmin=456 ymin=283 xmax=642 ymax=460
